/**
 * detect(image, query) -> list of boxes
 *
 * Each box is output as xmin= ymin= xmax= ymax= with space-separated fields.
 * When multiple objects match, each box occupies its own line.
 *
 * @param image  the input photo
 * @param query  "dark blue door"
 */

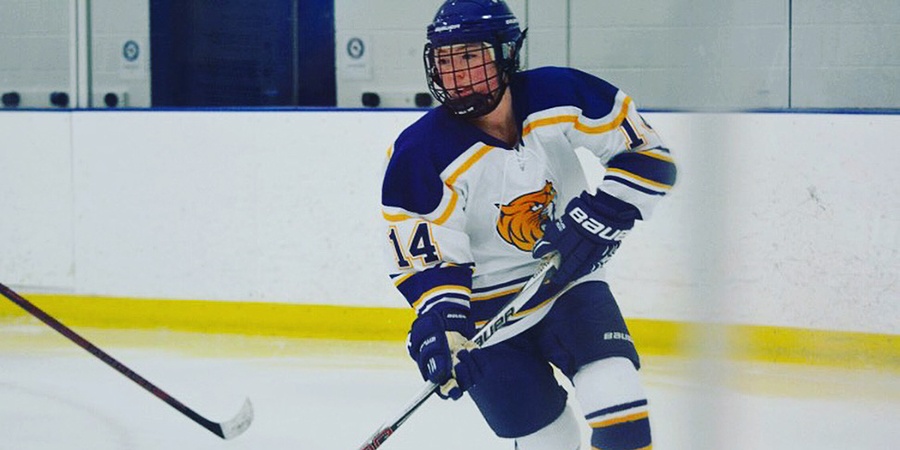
xmin=151 ymin=0 xmax=335 ymax=107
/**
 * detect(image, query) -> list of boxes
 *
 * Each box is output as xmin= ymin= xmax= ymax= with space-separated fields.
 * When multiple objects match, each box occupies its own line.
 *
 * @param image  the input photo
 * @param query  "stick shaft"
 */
xmin=0 ymin=283 xmax=243 ymax=439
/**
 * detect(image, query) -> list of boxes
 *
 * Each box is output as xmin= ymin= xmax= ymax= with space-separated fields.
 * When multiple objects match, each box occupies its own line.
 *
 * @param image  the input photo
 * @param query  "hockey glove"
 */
xmin=532 ymin=190 xmax=639 ymax=287
xmin=452 ymin=347 xmax=485 ymax=394
xmin=407 ymin=303 xmax=476 ymax=400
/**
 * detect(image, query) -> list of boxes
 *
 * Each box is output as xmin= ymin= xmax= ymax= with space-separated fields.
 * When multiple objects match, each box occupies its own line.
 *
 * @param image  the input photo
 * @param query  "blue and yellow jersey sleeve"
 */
xmin=514 ymin=67 xmax=677 ymax=219
xmin=381 ymin=109 xmax=485 ymax=315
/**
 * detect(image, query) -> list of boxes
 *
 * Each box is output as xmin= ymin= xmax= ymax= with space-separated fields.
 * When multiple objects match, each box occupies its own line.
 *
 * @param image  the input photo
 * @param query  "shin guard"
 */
xmin=514 ymin=403 xmax=583 ymax=450
xmin=574 ymin=357 xmax=651 ymax=450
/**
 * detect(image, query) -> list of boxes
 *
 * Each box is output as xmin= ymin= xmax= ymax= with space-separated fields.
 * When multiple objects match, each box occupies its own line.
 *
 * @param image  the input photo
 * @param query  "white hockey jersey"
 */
xmin=381 ymin=67 xmax=676 ymax=342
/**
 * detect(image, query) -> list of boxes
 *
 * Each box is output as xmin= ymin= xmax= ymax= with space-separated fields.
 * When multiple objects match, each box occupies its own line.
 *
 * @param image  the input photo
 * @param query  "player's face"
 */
xmin=433 ymin=43 xmax=499 ymax=98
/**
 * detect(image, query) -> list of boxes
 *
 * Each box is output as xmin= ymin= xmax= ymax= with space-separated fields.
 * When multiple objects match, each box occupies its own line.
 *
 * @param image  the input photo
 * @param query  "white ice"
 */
xmin=1 ymin=324 xmax=897 ymax=450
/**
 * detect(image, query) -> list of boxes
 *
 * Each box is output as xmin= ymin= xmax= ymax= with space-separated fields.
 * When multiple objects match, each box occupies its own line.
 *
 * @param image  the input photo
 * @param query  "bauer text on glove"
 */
xmin=532 ymin=190 xmax=640 ymax=287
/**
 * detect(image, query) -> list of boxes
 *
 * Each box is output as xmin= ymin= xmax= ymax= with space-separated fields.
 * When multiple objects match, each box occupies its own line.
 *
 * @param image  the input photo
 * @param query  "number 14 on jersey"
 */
xmin=388 ymin=222 xmax=441 ymax=269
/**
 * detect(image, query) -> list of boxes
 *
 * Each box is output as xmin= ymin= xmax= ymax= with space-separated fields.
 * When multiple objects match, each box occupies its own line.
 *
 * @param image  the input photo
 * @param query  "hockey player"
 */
xmin=381 ymin=1 xmax=677 ymax=448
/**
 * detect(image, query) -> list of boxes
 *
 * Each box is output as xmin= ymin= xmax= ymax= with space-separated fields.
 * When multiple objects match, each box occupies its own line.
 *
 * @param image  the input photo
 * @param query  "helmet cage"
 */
xmin=424 ymin=41 xmax=503 ymax=118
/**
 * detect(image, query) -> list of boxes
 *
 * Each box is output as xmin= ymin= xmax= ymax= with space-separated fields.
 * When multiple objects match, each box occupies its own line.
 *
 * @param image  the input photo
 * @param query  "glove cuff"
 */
xmin=424 ymin=302 xmax=475 ymax=339
xmin=580 ymin=190 xmax=640 ymax=227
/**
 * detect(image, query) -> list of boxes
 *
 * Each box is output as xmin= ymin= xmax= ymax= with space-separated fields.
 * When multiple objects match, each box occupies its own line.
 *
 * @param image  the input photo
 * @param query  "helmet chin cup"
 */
xmin=444 ymin=90 xmax=501 ymax=118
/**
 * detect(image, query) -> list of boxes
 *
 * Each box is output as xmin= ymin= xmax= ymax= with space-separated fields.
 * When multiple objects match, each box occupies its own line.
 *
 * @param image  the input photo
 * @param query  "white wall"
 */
xmin=0 ymin=1 xmax=74 ymax=106
xmin=1 ymin=110 xmax=898 ymax=335
xmin=0 ymin=0 xmax=151 ymax=108
xmin=612 ymin=112 xmax=900 ymax=334
xmin=791 ymin=1 xmax=900 ymax=108
xmin=335 ymin=0 xmax=440 ymax=108
xmin=0 ymin=112 xmax=74 ymax=287
xmin=0 ymin=109 xmax=413 ymax=304
xmin=88 ymin=0 xmax=151 ymax=107
xmin=570 ymin=0 xmax=790 ymax=109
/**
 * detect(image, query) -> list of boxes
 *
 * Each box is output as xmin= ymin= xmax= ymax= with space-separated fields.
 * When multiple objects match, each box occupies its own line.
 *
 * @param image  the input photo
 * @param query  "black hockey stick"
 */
xmin=355 ymin=254 xmax=560 ymax=450
xmin=0 ymin=282 xmax=254 ymax=440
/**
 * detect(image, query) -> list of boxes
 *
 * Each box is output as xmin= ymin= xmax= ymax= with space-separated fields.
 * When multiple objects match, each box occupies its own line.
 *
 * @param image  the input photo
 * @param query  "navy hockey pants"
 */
xmin=466 ymin=281 xmax=640 ymax=438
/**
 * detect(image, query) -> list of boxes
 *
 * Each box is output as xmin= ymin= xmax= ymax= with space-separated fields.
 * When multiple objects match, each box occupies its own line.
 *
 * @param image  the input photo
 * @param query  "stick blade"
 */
xmin=216 ymin=398 xmax=254 ymax=439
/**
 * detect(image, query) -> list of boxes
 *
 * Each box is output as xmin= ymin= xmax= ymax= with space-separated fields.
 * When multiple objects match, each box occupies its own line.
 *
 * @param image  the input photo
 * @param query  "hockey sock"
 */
xmin=573 ymin=357 xmax=652 ymax=450
xmin=584 ymin=399 xmax=651 ymax=449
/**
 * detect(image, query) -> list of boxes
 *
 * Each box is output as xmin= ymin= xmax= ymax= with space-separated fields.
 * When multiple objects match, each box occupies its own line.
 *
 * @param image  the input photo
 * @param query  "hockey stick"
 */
xmin=0 ymin=282 xmax=254 ymax=440
xmin=356 ymin=254 xmax=560 ymax=450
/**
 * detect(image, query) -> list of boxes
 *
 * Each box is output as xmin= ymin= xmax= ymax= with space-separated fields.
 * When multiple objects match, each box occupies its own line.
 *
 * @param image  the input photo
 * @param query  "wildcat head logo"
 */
xmin=496 ymin=181 xmax=556 ymax=252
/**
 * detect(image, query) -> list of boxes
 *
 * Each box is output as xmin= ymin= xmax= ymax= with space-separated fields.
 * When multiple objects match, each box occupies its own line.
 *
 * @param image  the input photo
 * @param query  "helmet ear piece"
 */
xmin=513 ymin=28 xmax=527 ymax=69
xmin=499 ymin=28 xmax=526 ymax=72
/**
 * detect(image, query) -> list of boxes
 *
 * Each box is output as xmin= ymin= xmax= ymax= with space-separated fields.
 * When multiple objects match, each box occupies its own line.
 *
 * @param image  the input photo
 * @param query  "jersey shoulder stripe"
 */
xmin=511 ymin=67 xmax=621 ymax=121
xmin=382 ymin=107 xmax=490 ymax=216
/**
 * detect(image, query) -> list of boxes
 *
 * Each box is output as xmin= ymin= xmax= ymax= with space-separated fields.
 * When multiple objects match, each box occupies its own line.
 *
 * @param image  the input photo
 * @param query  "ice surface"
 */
xmin=1 ymin=324 xmax=897 ymax=449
